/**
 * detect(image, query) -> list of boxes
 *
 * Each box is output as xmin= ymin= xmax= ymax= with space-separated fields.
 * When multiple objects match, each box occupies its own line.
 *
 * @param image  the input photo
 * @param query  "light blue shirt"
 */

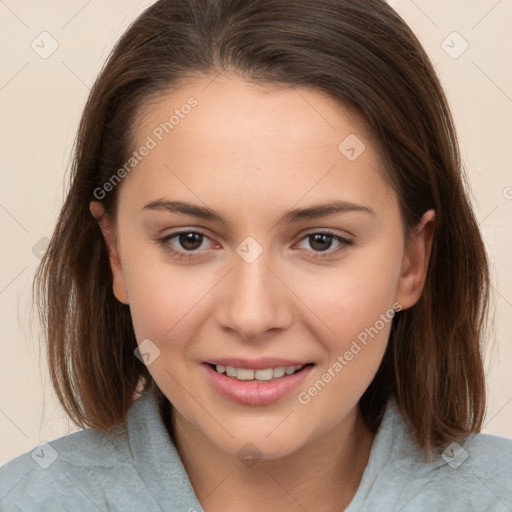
xmin=1 ymin=387 xmax=511 ymax=511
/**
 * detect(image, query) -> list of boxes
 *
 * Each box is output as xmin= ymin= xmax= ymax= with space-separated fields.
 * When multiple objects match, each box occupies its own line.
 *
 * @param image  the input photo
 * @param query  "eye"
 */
xmin=156 ymin=229 xmax=353 ymax=261
xmin=156 ymin=230 xmax=216 ymax=260
xmin=296 ymin=230 xmax=353 ymax=259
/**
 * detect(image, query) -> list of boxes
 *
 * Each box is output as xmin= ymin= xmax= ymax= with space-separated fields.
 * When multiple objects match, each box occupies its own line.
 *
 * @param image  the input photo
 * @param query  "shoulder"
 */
xmin=393 ymin=431 xmax=512 ymax=510
xmin=463 ymin=429 xmax=512 ymax=463
xmin=356 ymin=398 xmax=512 ymax=511
xmin=0 ymin=425 xmax=134 ymax=511
xmin=456 ymin=431 xmax=512 ymax=494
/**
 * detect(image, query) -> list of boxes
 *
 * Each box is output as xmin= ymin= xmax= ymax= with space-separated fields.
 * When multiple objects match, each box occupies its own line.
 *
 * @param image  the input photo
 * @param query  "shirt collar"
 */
xmin=127 ymin=387 xmax=425 ymax=511
xmin=127 ymin=385 xmax=205 ymax=511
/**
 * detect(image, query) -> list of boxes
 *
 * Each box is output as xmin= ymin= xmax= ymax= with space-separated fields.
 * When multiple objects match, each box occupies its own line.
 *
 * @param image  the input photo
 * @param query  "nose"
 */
xmin=214 ymin=248 xmax=293 ymax=341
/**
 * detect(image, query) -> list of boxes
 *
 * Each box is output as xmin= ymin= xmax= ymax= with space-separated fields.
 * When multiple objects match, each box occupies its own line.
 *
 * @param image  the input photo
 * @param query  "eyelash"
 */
xmin=156 ymin=229 xmax=353 ymax=261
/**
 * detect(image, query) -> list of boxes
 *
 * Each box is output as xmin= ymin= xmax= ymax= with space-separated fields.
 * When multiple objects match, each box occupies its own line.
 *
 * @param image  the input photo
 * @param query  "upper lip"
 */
xmin=204 ymin=358 xmax=313 ymax=370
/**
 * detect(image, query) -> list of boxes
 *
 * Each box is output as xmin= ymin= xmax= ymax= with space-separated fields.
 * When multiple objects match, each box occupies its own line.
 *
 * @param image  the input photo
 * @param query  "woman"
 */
xmin=1 ymin=1 xmax=511 ymax=510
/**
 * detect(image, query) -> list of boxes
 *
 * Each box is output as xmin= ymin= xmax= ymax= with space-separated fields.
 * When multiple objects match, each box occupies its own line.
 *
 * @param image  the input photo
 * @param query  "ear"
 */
xmin=89 ymin=201 xmax=129 ymax=305
xmin=395 ymin=209 xmax=435 ymax=310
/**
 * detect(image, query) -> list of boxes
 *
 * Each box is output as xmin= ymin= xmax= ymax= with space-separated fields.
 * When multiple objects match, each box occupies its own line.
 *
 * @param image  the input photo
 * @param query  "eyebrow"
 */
xmin=142 ymin=199 xmax=375 ymax=227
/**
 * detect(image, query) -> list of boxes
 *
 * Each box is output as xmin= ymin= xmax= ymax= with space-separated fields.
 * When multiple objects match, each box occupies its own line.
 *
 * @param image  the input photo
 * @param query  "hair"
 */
xmin=34 ymin=0 xmax=492 ymax=456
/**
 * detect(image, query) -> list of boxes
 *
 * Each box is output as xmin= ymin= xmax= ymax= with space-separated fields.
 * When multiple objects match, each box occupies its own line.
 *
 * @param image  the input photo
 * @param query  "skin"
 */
xmin=90 ymin=74 xmax=435 ymax=512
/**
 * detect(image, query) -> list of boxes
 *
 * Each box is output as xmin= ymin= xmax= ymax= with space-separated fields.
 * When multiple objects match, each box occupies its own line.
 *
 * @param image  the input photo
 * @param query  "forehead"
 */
xmin=122 ymin=74 xmax=394 ymax=216
xmin=135 ymin=73 xmax=373 ymax=155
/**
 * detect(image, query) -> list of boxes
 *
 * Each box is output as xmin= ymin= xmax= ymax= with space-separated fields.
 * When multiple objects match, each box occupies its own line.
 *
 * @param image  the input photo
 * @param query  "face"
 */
xmin=91 ymin=74 xmax=434 ymax=460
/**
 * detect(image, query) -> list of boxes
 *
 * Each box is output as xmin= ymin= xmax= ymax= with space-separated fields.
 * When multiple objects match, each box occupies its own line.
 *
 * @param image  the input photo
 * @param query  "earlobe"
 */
xmin=396 ymin=209 xmax=436 ymax=310
xmin=89 ymin=201 xmax=129 ymax=305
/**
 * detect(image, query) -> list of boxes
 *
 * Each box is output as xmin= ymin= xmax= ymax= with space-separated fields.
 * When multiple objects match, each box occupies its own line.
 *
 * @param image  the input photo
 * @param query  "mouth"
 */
xmin=202 ymin=361 xmax=315 ymax=406
xmin=207 ymin=363 xmax=313 ymax=381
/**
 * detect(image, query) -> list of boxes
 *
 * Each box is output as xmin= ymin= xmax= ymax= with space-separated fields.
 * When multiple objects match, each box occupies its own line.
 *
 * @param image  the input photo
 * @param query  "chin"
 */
xmin=224 ymin=438 xmax=301 ymax=463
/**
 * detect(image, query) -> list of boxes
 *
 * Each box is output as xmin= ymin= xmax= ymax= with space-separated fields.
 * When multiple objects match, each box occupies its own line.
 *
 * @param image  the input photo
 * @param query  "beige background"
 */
xmin=0 ymin=0 xmax=511 ymax=464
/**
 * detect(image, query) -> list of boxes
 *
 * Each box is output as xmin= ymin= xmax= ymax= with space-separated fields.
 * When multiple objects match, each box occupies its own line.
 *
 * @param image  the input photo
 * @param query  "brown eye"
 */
xmin=297 ymin=231 xmax=353 ymax=259
xmin=156 ymin=230 xmax=215 ymax=260
xmin=178 ymin=232 xmax=204 ymax=251
xmin=308 ymin=233 xmax=335 ymax=252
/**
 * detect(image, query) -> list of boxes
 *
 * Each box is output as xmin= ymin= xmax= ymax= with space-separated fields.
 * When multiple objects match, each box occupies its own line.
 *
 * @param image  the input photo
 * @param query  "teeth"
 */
xmin=273 ymin=367 xmax=286 ymax=378
xmin=236 ymin=368 xmax=254 ymax=380
xmin=215 ymin=364 xmax=305 ymax=381
xmin=255 ymin=368 xmax=273 ymax=380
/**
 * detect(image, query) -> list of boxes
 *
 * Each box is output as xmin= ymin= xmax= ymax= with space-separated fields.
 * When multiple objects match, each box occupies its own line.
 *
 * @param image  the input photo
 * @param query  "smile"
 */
xmin=203 ymin=362 xmax=315 ymax=406
xmin=212 ymin=364 xmax=306 ymax=381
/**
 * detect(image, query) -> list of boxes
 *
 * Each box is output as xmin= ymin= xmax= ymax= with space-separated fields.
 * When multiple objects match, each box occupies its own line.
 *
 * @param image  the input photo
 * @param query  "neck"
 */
xmin=168 ymin=403 xmax=376 ymax=512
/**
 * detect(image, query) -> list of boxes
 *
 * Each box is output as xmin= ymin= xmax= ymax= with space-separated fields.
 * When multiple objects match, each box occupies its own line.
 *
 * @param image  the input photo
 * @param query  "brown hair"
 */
xmin=34 ymin=0 xmax=491 ymax=455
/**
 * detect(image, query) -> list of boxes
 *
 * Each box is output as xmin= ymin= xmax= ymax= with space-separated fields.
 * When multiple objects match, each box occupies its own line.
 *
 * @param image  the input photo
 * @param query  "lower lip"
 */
xmin=202 ymin=363 xmax=314 ymax=406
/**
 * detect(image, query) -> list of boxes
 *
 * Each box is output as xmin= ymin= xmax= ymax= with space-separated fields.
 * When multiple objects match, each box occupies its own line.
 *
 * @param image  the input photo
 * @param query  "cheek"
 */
xmin=292 ymin=245 xmax=400 ymax=404
xmin=295 ymin=270 xmax=396 ymax=421
xmin=303 ymin=271 xmax=395 ymax=376
xmin=126 ymin=266 xmax=209 ymax=344
xmin=122 ymin=256 xmax=212 ymax=401
xmin=119 ymin=240 xmax=194 ymax=340
xmin=297 ymin=251 xmax=401 ymax=344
